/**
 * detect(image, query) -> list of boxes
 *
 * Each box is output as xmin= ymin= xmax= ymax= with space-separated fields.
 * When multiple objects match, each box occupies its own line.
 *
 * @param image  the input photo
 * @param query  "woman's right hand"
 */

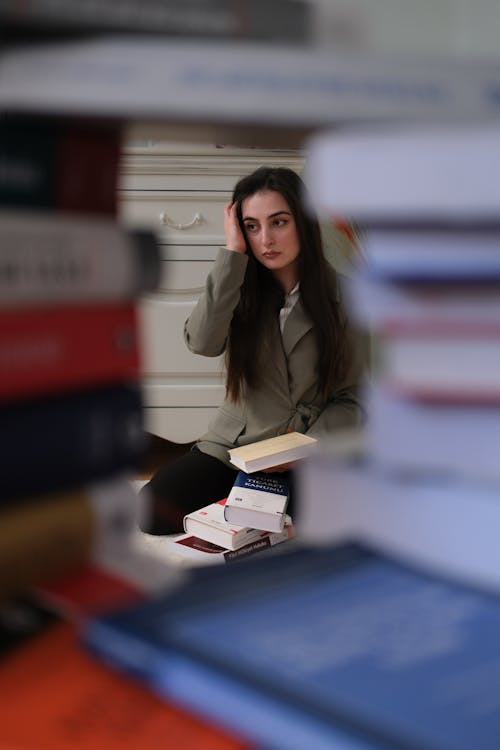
xmin=224 ymin=202 xmax=247 ymax=254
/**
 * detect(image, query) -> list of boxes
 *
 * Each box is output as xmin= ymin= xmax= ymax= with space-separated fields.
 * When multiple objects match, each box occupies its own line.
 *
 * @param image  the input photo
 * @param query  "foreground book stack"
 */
xmin=0 ymin=113 xmax=162 ymax=599
xmin=83 ymin=540 xmax=500 ymax=750
xmin=298 ymin=125 xmax=500 ymax=584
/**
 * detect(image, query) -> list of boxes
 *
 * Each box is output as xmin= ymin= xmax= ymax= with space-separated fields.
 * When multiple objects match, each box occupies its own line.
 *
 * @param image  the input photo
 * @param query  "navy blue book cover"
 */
xmin=84 ymin=542 xmax=500 ymax=750
xmin=0 ymin=382 xmax=147 ymax=502
xmin=232 ymin=470 xmax=289 ymax=496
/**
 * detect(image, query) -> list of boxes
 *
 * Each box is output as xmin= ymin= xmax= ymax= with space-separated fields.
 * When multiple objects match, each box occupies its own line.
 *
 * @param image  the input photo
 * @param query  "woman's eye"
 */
xmin=275 ymin=218 xmax=287 ymax=227
xmin=244 ymin=223 xmax=257 ymax=232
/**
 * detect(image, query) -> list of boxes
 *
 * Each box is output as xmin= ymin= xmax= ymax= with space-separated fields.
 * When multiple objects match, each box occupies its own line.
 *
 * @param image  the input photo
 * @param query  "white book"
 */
xmin=297 ymin=453 xmax=500 ymax=594
xmin=347 ymin=273 xmax=500 ymax=332
xmin=2 ymin=37 xmax=500 ymax=127
xmin=367 ymin=384 xmax=500 ymax=484
xmin=0 ymin=211 xmax=159 ymax=305
xmin=228 ymin=432 xmax=317 ymax=473
xmin=357 ymin=228 xmax=500 ymax=281
xmin=376 ymin=332 xmax=500 ymax=400
xmin=224 ymin=471 xmax=290 ymax=533
xmin=158 ymin=524 xmax=295 ymax=567
xmin=305 ymin=125 xmax=500 ymax=222
xmin=183 ymin=499 xmax=270 ymax=551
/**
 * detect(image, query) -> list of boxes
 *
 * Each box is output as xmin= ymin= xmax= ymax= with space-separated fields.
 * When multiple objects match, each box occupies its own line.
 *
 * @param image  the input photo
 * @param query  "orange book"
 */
xmin=0 ymin=618 xmax=251 ymax=750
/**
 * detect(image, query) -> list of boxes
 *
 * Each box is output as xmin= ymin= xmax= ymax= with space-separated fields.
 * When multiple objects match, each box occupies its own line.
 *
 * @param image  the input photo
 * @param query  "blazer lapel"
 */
xmin=281 ymin=298 xmax=313 ymax=357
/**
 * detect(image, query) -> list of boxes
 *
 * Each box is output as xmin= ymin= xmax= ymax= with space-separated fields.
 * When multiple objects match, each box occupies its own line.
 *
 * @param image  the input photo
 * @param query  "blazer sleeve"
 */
xmin=184 ymin=247 xmax=248 ymax=357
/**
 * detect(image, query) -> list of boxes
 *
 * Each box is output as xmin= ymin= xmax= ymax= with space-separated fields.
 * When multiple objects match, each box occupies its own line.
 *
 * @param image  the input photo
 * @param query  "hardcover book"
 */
xmin=83 ymin=542 xmax=500 ymax=750
xmin=305 ymin=125 xmax=500 ymax=222
xmin=3 ymin=38 xmax=500 ymax=131
xmin=140 ymin=523 xmax=295 ymax=567
xmin=183 ymin=499 xmax=273 ymax=551
xmin=0 ymin=597 xmax=248 ymax=750
xmin=0 ymin=211 xmax=160 ymax=306
xmin=1 ymin=0 xmax=312 ymax=44
xmin=0 ymin=382 xmax=147 ymax=502
xmin=0 ymin=302 xmax=141 ymax=401
xmin=224 ymin=471 xmax=290 ymax=532
xmin=228 ymin=431 xmax=317 ymax=473
xmin=0 ymin=476 xmax=141 ymax=600
xmin=0 ymin=115 xmax=121 ymax=214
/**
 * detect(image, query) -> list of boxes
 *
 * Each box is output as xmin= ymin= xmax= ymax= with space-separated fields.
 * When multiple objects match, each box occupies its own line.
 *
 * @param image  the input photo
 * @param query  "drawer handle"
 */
xmin=159 ymin=211 xmax=204 ymax=230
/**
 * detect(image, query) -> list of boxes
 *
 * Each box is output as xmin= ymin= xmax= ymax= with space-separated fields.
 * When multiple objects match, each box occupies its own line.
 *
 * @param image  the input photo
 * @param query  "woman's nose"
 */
xmin=262 ymin=227 xmax=274 ymax=246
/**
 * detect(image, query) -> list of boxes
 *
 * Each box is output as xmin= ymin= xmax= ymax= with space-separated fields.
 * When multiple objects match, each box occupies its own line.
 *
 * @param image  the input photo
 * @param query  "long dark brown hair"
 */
xmin=226 ymin=166 xmax=347 ymax=402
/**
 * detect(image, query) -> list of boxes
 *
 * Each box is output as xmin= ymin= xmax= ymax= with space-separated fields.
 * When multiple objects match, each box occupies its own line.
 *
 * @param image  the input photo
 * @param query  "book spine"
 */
xmin=0 ymin=302 xmax=141 ymax=401
xmin=0 ymin=115 xmax=121 ymax=215
xmin=5 ymin=39 xmax=500 ymax=128
xmin=223 ymin=527 xmax=294 ymax=562
xmin=0 ymin=476 xmax=140 ymax=600
xmin=0 ymin=382 xmax=147 ymax=502
xmin=0 ymin=212 xmax=160 ymax=305
xmin=0 ymin=0 xmax=312 ymax=43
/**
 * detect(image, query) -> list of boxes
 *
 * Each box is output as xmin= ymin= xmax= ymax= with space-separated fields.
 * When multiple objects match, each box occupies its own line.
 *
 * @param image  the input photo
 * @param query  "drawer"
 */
xmin=138 ymin=297 xmax=226 ymax=376
xmin=143 ymin=379 xmax=225 ymax=408
xmin=144 ymin=406 xmax=219 ymax=443
xmin=119 ymin=190 xmax=229 ymax=245
xmin=155 ymin=259 xmax=214 ymax=295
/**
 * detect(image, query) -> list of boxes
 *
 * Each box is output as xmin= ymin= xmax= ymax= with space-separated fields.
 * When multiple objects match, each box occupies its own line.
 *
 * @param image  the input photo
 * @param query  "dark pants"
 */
xmin=140 ymin=446 xmax=296 ymax=535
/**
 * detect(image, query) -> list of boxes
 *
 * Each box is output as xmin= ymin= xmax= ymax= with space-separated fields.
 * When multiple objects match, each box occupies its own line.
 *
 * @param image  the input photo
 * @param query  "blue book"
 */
xmin=224 ymin=470 xmax=290 ymax=532
xmin=0 ymin=382 xmax=147 ymax=502
xmin=83 ymin=542 xmax=500 ymax=750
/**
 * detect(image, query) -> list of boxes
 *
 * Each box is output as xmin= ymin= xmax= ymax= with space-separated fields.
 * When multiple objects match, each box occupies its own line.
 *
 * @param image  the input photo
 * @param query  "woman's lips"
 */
xmin=263 ymin=251 xmax=279 ymax=259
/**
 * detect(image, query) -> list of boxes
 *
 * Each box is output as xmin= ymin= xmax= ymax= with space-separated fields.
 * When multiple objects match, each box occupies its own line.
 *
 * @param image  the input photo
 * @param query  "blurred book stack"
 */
xmin=0 ymin=112 xmax=167 ymax=600
xmin=299 ymin=124 xmax=500 ymax=589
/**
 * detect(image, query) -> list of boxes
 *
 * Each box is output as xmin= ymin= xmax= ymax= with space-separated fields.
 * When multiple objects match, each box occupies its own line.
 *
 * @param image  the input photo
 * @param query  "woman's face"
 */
xmin=241 ymin=189 xmax=300 ymax=291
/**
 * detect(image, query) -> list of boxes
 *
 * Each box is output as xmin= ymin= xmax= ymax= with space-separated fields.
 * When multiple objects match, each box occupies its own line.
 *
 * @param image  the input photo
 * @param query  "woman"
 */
xmin=141 ymin=166 xmax=368 ymax=534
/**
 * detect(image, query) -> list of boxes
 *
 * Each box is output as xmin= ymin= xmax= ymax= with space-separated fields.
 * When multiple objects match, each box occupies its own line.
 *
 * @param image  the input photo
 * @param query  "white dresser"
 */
xmin=119 ymin=141 xmax=303 ymax=443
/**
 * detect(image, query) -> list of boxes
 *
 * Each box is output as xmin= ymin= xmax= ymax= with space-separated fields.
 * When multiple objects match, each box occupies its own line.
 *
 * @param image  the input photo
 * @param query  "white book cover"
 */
xmin=346 ymin=273 xmax=500 ymax=332
xmin=2 ymin=37 xmax=500 ymax=127
xmin=0 ymin=211 xmax=159 ymax=305
xmin=367 ymin=384 xmax=500 ymax=484
xmin=224 ymin=471 xmax=290 ymax=532
xmin=183 ymin=499 xmax=268 ymax=551
xmin=228 ymin=432 xmax=317 ymax=473
xmin=379 ymin=333 xmax=500 ymax=400
xmin=297 ymin=453 xmax=500 ymax=595
xmin=160 ymin=524 xmax=295 ymax=567
xmin=359 ymin=229 xmax=500 ymax=281
xmin=304 ymin=125 xmax=500 ymax=221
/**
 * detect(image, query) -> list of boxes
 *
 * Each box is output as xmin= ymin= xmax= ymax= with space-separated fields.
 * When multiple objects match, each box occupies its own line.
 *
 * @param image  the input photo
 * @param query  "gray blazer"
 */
xmin=184 ymin=247 xmax=369 ymax=467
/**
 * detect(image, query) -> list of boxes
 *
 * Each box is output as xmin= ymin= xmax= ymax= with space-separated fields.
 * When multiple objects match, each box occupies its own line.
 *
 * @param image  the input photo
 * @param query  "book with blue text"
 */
xmin=83 ymin=541 xmax=500 ymax=750
xmin=224 ymin=471 xmax=290 ymax=532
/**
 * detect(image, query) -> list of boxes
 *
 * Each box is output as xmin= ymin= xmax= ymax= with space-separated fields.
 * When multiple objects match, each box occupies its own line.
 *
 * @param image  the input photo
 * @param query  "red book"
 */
xmin=0 ymin=302 xmax=140 ymax=401
xmin=0 ymin=613 xmax=251 ymax=750
xmin=0 ymin=114 xmax=122 ymax=215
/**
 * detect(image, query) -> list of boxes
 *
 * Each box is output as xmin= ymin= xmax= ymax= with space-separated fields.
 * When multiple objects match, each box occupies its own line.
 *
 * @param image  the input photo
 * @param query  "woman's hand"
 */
xmin=224 ymin=202 xmax=247 ymax=254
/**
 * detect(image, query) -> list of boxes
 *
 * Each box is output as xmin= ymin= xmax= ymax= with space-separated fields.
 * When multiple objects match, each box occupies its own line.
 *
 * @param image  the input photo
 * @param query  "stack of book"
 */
xmin=297 ymin=124 xmax=500 ymax=587
xmin=137 ymin=432 xmax=318 ymax=566
xmin=0 ymin=113 xmax=164 ymax=599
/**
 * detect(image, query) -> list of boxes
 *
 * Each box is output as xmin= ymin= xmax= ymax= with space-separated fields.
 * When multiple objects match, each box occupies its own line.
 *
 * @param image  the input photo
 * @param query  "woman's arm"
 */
xmin=184 ymin=203 xmax=248 ymax=357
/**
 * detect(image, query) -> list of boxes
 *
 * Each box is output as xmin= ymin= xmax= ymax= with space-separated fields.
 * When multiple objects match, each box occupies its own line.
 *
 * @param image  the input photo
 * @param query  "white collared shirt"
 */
xmin=279 ymin=282 xmax=300 ymax=334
